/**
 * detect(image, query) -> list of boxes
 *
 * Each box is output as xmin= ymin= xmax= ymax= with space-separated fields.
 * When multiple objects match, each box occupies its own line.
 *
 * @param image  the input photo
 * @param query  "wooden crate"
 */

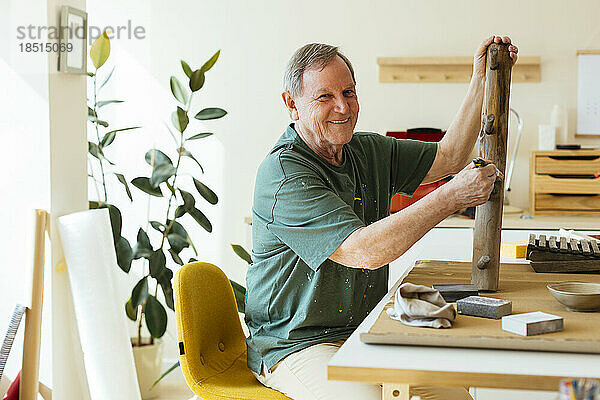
xmin=530 ymin=150 xmax=600 ymax=214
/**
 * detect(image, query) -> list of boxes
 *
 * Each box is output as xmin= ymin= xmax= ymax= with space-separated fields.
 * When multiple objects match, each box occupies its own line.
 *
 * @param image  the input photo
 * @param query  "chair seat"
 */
xmin=184 ymin=351 xmax=289 ymax=400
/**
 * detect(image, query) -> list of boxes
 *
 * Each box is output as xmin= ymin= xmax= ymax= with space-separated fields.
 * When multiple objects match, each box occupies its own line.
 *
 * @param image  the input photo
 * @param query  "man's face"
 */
xmin=292 ymin=56 xmax=359 ymax=147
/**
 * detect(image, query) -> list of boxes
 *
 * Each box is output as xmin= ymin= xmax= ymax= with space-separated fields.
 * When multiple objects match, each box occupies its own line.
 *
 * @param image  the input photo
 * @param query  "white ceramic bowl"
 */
xmin=547 ymin=282 xmax=600 ymax=312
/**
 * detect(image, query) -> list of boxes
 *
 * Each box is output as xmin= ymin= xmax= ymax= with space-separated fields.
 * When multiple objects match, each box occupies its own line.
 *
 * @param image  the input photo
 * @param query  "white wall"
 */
xmin=85 ymin=0 xmax=600 ymax=365
xmin=0 ymin=0 xmax=52 ymax=390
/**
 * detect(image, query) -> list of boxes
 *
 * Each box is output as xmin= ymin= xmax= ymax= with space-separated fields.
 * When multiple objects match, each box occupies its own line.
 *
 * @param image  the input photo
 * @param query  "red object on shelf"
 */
xmin=387 ymin=128 xmax=447 ymax=213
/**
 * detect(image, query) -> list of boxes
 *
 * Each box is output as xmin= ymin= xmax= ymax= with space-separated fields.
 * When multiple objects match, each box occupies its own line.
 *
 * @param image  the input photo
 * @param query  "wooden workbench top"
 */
xmin=361 ymin=260 xmax=600 ymax=354
xmin=438 ymin=212 xmax=600 ymax=230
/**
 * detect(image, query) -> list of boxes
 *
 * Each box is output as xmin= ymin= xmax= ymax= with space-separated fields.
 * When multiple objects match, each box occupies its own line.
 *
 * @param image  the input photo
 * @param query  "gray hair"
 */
xmin=283 ymin=43 xmax=356 ymax=97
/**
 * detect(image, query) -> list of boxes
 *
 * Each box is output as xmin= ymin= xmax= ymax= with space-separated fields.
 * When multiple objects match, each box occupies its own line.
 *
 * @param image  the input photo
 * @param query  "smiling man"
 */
xmin=246 ymin=38 xmax=517 ymax=400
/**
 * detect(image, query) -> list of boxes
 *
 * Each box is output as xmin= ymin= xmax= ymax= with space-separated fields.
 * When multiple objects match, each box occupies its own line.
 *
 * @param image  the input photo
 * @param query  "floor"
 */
xmin=154 ymin=381 xmax=195 ymax=400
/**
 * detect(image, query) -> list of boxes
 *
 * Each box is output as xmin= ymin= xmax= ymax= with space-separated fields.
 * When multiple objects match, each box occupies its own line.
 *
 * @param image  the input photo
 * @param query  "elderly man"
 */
xmin=246 ymin=36 xmax=518 ymax=400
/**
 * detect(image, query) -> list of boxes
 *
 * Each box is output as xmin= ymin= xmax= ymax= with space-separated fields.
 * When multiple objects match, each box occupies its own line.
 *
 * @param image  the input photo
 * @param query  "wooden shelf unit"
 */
xmin=530 ymin=150 xmax=600 ymax=215
xmin=377 ymin=56 xmax=540 ymax=83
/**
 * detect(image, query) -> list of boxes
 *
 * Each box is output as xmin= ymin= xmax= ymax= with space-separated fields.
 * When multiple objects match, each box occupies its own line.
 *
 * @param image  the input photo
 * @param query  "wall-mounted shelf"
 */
xmin=377 ymin=56 xmax=540 ymax=83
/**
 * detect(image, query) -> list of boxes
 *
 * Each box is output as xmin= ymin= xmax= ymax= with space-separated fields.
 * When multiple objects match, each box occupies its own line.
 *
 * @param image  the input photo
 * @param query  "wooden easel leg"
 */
xmin=382 ymin=383 xmax=410 ymax=400
xmin=20 ymin=210 xmax=48 ymax=400
xmin=38 ymin=381 xmax=52 ymax=400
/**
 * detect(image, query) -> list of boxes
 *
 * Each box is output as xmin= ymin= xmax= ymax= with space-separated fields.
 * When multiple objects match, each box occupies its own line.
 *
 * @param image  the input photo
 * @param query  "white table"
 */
xmin=328 ymin=265 xmax=600 ymax=400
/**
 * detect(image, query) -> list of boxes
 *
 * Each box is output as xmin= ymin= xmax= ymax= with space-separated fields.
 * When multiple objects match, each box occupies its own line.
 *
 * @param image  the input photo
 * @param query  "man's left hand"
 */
xmin=473 ymin=35 xmax=518 ymax=80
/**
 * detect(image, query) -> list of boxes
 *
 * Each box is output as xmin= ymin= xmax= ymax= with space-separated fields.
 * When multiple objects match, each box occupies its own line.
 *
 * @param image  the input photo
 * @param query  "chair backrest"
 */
xmin=174 ymin=262 xmax=247 ymax=384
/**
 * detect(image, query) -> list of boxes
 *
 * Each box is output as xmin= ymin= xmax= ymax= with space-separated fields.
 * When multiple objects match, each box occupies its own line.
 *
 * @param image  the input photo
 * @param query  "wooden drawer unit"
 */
xmin=530 ymin=150 xmax=600 ymax=215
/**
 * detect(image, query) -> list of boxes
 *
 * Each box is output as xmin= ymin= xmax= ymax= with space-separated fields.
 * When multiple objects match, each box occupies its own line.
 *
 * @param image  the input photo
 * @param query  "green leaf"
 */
xmin=152 ymin=361 xmax=180 ymax=388
xmin=88 ymin=142 xmax=114 ymax=165
xmin=106 ymin=204 xmax=122 ymax=241
xmin=88 ymin=106 xmax=96 ymax=118
xmin=114 ymin=173 xmax=133 ymax=201
xmin=105 ymin=126 xmax=141 ymax=135
xmin=160 ymin=279 xmax=174 ymax=311
xmin=170 ymin=76 xmax=189 ymax=105
xmin=187 ymin=132 xmax=213 ymax=140
xmin=131 ymin=177 xmax=163 ymax=197
xmin=156 ymin=267 xmax=174 ymax=311
xmin=174 ymin=205 xmax=186 ymax=219
xmin=180 ymin=149 xmax=204 ymax=173
xmin=171 ymin=107 xmax=189 ymax=133
xmin=179 ymin=189 xmax=196 ymax=211
xmin=145 ymin=295 xmax=167 ymax=338
xmin=194 ymin=108 xmax=227 ymax=120
xmin=181 ymin=60 xmax=192 ymax=78
xmin=100 ymin=132 xmax=115 ymax=147
xmin=167 ymin=233 xmax=188 ymax=253
xmin=133 ymin=228 xmax=153 ymax=259
xmin=193 ymin=178 xmax=218 ymax=204
xmin=167 ymin=220 xmax=196 ymax=255
xmin=88 ymin=142 xmax=115 ymax=165
xmin=189 ymin=69 xmax=205 ymax=92
xmin=125 ymin=298 xmax=138 ymax=321
xmin=88 ymin=142 xmax=103 ymax=159
xmin=168 ymin=248 xmax=184 ymax=266
xmin=231 ymin=244 xmax=252 ymax=264
xmin=188 ymin=207 xmax=212 ymax=233
xmin=89 ymin=201 xmax=100 ymax=209
xmin=131 ymin=277 xmax=149 ymax=307
xmin=88 ymin=115 xmax=109 ymax=127
xmin=150 ymin=221 xmax=166 ymax=233
xmin=145 ymin=149 xmax=173 ymax=168
xmin=87 ymin=71 xmax=95 ymax=77
xmin=189 ymin=258 xmax=198 ymax=263
xmin=150 ymin=164 xmax=176 ymax=188
xmin=98 ymin=65 xmax=115 ymax=90
xmin=115 ymin=236 xmax=133 ymax=272
xmin=149 ymin=249 xmax=166 ymax=279
xmin=97 ymin=99 xmax=123 ymax=108
xmin=90 ymin=31 xmax=111 ymax=69
xmin=200 ymin=50 xmax=220 ymax=73
xmin=168 ymin=220 xmax=188 ymax=238
xmin=230 ymin=280 xmax=246 ymax=313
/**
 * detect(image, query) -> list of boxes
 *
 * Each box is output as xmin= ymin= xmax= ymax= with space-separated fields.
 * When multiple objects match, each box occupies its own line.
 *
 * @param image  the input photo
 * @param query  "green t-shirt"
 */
xmin=245 ymin=124 xmax=437 ymax=373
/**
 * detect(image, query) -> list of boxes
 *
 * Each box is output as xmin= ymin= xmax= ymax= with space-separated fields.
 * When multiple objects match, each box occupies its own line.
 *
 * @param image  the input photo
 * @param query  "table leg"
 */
xmin=382 ymin=383 xmax=410 ymax=400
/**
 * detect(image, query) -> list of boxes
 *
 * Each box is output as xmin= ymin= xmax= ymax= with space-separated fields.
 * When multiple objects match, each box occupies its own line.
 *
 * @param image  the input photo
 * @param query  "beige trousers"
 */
xmin=253 ymin=341 xmax=473 ymax=400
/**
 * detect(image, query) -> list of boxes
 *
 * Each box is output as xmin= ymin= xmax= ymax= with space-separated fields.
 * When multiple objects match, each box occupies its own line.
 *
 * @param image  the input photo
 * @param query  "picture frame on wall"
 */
xmin=58 ymin=6 xmax=88 ymax=74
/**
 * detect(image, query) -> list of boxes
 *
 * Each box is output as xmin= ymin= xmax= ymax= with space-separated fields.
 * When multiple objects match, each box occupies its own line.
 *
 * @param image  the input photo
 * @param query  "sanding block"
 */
xmin=501 ymin=241 xmax=528 ymax=258
xmin=456 ymin=296 xmax=512 ymax=319
xmin=502 ymin=311 xmax=564 ymax=336
xmin=432 ymin=284 xmax=479 ymax=302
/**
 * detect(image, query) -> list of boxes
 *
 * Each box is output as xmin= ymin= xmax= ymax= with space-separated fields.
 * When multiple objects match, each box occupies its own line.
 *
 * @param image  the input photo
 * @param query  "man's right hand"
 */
xmin=444 ymin=161 xmax=497 ymax=211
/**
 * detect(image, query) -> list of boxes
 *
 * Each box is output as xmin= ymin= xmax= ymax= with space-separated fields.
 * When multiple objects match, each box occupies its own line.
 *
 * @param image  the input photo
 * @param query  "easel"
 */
xmin=0 ymin=210 xmax=52 ymax=400
xmin=472 ymin=43 xmax=513 ymax=291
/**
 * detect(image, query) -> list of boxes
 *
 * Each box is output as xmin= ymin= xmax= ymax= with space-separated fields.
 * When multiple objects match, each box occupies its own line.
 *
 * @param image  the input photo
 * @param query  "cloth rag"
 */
xmin=386 ymin=282 xmax=456 ymax=328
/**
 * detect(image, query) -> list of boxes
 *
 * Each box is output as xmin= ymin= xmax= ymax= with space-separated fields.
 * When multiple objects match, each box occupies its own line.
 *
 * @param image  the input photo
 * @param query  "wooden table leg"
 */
xmin=382 ymin=383 xmax=410 ymax=400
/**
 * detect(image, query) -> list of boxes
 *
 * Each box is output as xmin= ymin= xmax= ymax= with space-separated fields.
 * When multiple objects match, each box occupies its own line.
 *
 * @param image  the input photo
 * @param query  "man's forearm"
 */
xmin=439 ymin=76 xmax=485 ymax=172
xmin=329 ymin=185 xmax=457 ymax=269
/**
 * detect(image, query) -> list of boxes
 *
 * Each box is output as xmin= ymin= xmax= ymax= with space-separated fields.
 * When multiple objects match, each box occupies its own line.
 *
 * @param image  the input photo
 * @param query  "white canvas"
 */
xmin=57 ymin=209 xmax=142 ymax=400
xmin=577 ymin=54 xmax=600 ymax=135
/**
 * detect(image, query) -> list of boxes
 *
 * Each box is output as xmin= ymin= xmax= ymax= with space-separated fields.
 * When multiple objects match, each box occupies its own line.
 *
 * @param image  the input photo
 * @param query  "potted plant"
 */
xmin=124 ymin=49 xmax=229 ymax=398
xmin=87 ymin=30 xmax=139 ymax=273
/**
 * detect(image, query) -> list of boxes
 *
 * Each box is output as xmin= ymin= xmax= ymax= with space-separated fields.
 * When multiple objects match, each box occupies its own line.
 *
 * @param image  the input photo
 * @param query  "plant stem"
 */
xmin=93 ymin=73 xmax=108 ymax=203
xmin=88 ymin=158 xmax=102 ymax=204
xmin=143 ymin=92 xmax=195 ymax=345
xmin=160 ymin=92 xmax=194 ymax=248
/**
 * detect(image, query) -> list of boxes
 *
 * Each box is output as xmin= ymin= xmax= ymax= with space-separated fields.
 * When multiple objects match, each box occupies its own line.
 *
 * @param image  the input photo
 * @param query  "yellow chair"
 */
xmin=174 ymin=262 xmax=291 ymax=400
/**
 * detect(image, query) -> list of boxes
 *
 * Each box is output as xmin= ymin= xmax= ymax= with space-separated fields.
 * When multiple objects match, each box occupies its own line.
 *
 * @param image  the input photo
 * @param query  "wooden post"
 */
xmin=20 ymin=210 xmax=48 ymax=400
xmin=471 ymin=43 xmax=512 ymax=291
